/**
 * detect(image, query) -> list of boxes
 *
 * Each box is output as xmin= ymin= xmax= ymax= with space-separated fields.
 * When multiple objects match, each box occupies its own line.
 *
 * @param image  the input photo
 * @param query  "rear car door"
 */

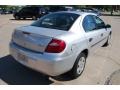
xmin=82 ymin=15 xmax=103 ymax=49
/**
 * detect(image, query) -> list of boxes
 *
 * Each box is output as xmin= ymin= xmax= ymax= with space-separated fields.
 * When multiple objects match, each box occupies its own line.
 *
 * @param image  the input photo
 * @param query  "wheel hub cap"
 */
xmin=77 ymin=57 xmax=85 ymax=75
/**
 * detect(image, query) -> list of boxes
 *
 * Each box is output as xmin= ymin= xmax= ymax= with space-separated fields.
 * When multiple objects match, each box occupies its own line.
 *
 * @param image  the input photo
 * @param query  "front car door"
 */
xmin=93 ymin=15 xmax=109 ymax=46
xmin=82 ymin=15 xmax=104 ymax=50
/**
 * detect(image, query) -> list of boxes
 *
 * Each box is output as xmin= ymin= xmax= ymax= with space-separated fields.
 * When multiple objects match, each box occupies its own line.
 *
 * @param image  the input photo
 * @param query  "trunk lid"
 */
xmin=13 ymin=26 xmax=67 ymax=53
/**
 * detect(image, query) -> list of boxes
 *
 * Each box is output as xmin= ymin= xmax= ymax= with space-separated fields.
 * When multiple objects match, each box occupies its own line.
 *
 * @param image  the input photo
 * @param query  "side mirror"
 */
xmin=105 ymin=24 xmax=111 ymax=28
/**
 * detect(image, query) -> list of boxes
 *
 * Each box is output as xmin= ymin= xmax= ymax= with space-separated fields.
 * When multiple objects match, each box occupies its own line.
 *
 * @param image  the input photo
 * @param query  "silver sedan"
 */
xmin=9 ymin=11 xmax=111 ymax=79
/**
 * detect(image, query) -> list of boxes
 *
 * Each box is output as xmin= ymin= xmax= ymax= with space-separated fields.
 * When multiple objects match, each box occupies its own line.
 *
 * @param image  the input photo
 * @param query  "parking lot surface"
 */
xmin=0 ymin=14 xmax=120 ymax=85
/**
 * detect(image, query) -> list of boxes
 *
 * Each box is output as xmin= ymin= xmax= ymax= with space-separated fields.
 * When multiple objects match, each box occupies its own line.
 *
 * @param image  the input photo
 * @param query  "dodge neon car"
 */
xmin=10 ymin=11 xmax=111 ymax=78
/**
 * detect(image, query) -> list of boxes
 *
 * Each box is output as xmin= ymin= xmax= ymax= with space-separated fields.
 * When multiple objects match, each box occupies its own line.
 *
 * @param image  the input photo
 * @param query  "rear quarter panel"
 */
xmin=55 ymin=16 xmax=89 ymax=68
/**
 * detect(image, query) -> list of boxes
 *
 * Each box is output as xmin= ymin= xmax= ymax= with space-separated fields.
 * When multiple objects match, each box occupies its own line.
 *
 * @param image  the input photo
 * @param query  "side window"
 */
xmin=21 ymin=7 xmax=30 ymax=13
xmin=93 ymin=16 xmax=105 ymax=29
xmin=20 ymin=8 xmax=26 ymax=13
xmin=82 ymin=15 xmax=96 ymax=32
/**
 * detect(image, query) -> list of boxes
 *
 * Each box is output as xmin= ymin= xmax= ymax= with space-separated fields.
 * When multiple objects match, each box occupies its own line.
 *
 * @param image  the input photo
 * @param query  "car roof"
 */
xmin=54 ymin=11 xmax=97 ymax=16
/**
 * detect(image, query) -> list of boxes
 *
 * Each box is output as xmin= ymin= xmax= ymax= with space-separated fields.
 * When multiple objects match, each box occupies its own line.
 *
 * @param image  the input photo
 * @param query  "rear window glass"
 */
xmin=31 ymin=13 xmax=79 ymax=31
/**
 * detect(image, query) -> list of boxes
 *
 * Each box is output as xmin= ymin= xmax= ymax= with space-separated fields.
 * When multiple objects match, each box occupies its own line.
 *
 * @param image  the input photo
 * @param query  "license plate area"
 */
xmin=17 ymin=53 xmax=28 ymax=62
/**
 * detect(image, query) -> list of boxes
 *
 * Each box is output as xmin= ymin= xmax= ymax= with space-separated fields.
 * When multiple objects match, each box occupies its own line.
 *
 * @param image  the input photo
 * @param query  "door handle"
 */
xmin=101 ymin=33 xmax=103 ymax=37
xmin=89 ymin=38 xmax=93 ymax=42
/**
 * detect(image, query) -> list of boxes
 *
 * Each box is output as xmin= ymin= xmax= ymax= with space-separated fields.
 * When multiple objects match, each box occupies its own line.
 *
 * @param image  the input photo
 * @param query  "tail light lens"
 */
xmin=45 ymin=39 xmax=66 ymax=53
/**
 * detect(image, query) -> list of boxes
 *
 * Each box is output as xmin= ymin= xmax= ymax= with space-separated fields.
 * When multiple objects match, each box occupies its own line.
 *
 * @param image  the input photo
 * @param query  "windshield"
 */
xmin=31 ymin=13 xmax=79 ymax=31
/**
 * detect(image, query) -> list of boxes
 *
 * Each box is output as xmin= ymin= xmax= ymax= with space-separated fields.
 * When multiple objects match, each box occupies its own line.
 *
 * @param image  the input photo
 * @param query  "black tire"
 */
xmin=103 ymin=35 xmax=111 ymax=47
xmin=70 ymin=53 xmax=86 ymax=79
xmin=15 ymin=16 xmax=20 ymax=20
xmin=32 ymin=16 xmax=37 ymax=20
xmin=23 ymin=17 xmax=26 ymax=20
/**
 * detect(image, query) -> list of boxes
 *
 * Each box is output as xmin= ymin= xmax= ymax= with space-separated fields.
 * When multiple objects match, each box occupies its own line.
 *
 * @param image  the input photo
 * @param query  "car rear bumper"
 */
xmin=9 ymin=42 xmax=74 ymax=76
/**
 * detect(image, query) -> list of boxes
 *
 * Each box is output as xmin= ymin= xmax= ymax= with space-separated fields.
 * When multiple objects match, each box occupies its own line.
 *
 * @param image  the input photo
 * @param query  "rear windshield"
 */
xmin=31 ymin=13 xmax=79 ymax=31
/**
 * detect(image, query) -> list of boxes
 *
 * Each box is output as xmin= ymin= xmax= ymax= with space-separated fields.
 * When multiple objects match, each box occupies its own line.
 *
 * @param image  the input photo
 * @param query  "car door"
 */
xmin=25 ymin=7 xmax=32 ymax=18
xmin=82 ymin=15 xmax=103 ymax=50
xmin=29 ymin=7 xmax=38 ymax=17
xmin=93 ymin=16 xmax=109 ymax=46
xmin=22 ymin=7 xmax=33 ymax=18
xmin=19 ymin=7 xmax=28 ymax=18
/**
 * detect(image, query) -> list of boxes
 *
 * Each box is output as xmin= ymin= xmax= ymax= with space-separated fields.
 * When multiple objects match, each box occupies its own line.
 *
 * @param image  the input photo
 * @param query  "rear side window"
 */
xmin=31 ymin=13 xmax=79 ymax=31
xmin=82 ymin=15 xmax=96 ymax=32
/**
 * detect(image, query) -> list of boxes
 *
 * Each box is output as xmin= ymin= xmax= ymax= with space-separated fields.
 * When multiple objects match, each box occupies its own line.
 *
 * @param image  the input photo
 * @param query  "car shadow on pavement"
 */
xmin=0 ymin=55 xmax=53 ymax=85
xmin=52 ymin=72 xmax=75 ymax=82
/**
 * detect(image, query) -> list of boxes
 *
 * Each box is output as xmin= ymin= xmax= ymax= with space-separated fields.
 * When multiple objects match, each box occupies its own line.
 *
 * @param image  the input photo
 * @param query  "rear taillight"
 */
xmin=45 ymin=39 xmax=66 ymax=53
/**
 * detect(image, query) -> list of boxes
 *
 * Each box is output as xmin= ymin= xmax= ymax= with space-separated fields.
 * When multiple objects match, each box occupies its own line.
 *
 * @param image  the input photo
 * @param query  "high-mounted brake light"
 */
xmin=45 ymin=39 xmax=66 ymax=53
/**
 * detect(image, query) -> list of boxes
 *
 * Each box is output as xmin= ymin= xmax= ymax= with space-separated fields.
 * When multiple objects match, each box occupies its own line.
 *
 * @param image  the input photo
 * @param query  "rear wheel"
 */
xmin=70 ymin=53 xmax=86 ymax=79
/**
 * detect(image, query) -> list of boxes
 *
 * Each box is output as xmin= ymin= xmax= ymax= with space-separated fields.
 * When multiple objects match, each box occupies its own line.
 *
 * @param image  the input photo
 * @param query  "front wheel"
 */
xmin=70 ymin=53 xmax=86 ymax=79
